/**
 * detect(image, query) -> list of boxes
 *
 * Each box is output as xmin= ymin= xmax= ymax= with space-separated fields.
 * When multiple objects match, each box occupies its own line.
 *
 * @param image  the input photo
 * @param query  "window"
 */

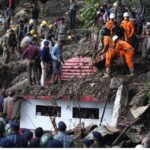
xmin=73 ymin=107 xmax=99 ymax=119
xmin=36 ymin=105 xmax=61 ymax=117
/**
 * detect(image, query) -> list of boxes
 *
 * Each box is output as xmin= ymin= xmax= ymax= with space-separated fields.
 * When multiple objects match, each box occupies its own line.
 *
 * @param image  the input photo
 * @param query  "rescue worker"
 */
xmin=68 ymin=0 xmax=78 ymax=29
xmin=105 ymin=13 xmax=117 ymax=33
xmin=56 ymin=18 xmax=67 ymax=45
xmin=1 ymin=29 xmax=16 ymax=63
xmin=120 ymin=12 xmax=135 ymax=44
xmin=16 ymin=19 xmax=26 ymax=45
xmin=112 ymin=35 xmax=135 ymax=77
xmin=46 ymin=24 xmax=55 ymax=47
xmin=100 ymin=29 xmax=117 ymax=77
xmin=39 ymin=20 xmax=48 ymax=39
xmin=28 ymin=19 xmax=35 ymax=33
xmin=23 ymin=42 xmax=40 ymax=85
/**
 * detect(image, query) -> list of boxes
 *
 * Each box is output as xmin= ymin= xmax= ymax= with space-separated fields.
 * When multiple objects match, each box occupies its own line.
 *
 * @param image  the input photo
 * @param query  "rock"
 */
xmin=78 ymin=38 xmax=87 ymax=44
xmin=130 ymin=105 xmax=150 ymax=119
xmin=110 ymin=78 xmax=124 ymax=89
xmin=129 ymin=91 xmax=148 ymax=108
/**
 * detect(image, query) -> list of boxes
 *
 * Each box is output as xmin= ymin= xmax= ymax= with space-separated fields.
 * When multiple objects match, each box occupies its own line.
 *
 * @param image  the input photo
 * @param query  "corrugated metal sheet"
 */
xmin=62 ymin=57 xmax=97 ymax=80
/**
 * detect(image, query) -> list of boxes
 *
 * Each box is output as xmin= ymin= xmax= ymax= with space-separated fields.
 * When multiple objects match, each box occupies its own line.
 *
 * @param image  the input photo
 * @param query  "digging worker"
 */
xmin=23 ymin=42 xmax=40 ymax=85
xmin=112 ymin=35 xmax=135 ymax=77
xmin=100 ymin=28 xmax=117 ymax=77
xmin=120 ymin=12 xmax=135 ymax=44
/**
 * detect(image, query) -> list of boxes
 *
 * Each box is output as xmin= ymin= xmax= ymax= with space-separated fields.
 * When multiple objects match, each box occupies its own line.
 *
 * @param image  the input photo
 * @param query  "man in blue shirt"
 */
xmin=51 ymin=40 xmax=64 ymax=84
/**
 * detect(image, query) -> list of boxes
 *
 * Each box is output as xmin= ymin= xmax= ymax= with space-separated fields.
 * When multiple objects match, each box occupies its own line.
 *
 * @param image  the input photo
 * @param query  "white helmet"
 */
xmin=109 ymin=13 xmax=115 ymax=19
xmin=123 ymin=12 xmax=129 ymax=18
xmin=113 ymin=2 xmax=118 ymax=7
xmin=112 ymin=35 xmax=119 ymax=42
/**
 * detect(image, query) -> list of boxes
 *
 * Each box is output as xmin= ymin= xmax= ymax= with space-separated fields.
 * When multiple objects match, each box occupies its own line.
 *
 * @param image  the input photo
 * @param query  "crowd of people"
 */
xmin=0 ymin=0 xmax=150 ymax=148
xmin=91 ymin=0 xmax=150 ymax=77
xmin=1 ymin=0 xmax=78 ymax=87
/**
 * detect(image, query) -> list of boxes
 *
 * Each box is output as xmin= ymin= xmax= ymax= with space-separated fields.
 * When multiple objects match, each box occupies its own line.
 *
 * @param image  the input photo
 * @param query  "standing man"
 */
xmin=51 ymin=40 xmax=64 ymax=84
xmin=23 ymin=42 xmax=40 ymax=85
xmin=40 ymin=40 xmax=51 ymax=87
xmin=54 ymin=121 xmax=74 ymax=148
xmin=56 ymin=18 xmax=67 ymax=45
xmin=31 ymin=3 xmax=39 ymax=29
xmin=8 ymin=0 xmax=15 ymax=17
xmin=112 ymin=0 xmax=125 ymax=25
xmin=1 ymin=29 xmax=16 ymax=64
xmin=39 ymin=21 xmax=48 ymax=39
xmin=120 ymin=12 xmax=135 ymax=44
xmin=105 ymin=13 xmax=117 ymax=35
xmin=68 ymin=0 xmax=78 ymax=30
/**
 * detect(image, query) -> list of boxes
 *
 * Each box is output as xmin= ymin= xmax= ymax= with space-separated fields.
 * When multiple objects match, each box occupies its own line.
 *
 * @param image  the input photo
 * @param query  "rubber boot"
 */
xmin=58 ymin=74 xmax=62 ymax=84
xmin=103 ymin=67 xmax=111 ymax=78
xmin=126 ymin=68 xmax=135 ymax=77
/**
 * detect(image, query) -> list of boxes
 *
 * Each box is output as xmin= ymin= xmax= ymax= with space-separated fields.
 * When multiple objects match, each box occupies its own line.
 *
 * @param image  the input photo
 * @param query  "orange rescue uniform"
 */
xmin=120 ymin=20 xmax=135 ymax=43
xmin=105 ymin=19 xmax=116 ymax=31
xmin=116 ymin=40 xmax=134 ymax=71
xmin=103 ymin=36 xmax=117 ymax=67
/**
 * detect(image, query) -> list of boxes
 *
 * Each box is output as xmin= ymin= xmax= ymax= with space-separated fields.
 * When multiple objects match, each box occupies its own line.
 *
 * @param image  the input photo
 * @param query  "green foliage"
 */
xmin=80 ymin=0 xmax=101 ymax=28
xmin=148 ymin=91 xmax=150 ymax=104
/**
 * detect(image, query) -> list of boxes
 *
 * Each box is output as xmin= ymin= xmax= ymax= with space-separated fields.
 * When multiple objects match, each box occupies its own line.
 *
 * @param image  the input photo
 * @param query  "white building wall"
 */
xmin=20 ymin=99 xmax=113 ymax=131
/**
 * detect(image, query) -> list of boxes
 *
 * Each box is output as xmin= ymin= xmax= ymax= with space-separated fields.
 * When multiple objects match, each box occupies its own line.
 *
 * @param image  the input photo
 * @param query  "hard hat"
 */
xmin=0 ymin=121 xmax=5 ymax=135
xmin=109 ymin=13 xmax=115 ymax=19
xmin=123 ymin=12 xmax=129 ymax=18
xmin=41 ymin=21 xmax=47 ymax=27
xmin=67 ymin=35 xmax=72 ymax=40
xmin=113 ymin=2 xmax=118 ymax=7
xmin=112 ymin=35 xmax=119 ymax=42
xmin=33 ymin=34 xmax=38 ymax=38
xmin=48 ymin=24 xmax=54 ymax=29
xmin=11 ymin=27 xmax=16 ymax=31
xmin=29 ymin=19 xmax=34 ymax=25
xmin=40 ymin=133 xmax=53 ymax=148
xmin=30 ymin=29 xmax=36 ymax=36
